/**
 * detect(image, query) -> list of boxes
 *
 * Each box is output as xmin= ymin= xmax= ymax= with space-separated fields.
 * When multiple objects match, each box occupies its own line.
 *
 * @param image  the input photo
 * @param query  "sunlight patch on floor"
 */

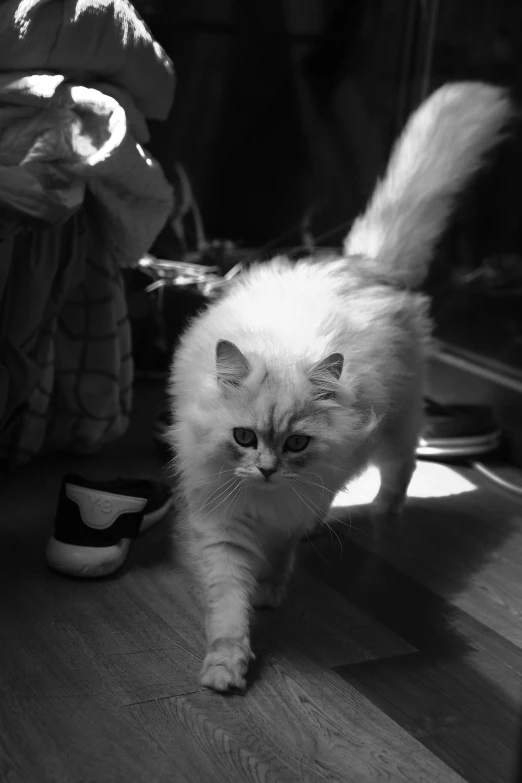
xmin=332 ymin=461 xmax=477 ymax=508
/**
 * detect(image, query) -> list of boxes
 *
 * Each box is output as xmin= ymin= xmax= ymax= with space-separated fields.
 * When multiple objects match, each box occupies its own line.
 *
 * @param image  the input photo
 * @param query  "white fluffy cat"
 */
xmin=168 ymin=82 xmax=512 ymax=692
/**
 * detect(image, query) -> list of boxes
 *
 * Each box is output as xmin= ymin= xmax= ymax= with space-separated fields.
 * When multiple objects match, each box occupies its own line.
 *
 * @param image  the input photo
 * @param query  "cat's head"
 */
xmin=193 ymin=339 xmax=374 ymax=493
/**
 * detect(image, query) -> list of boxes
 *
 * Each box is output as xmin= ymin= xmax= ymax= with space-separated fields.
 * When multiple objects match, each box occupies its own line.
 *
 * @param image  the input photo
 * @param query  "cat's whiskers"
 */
xmin=324 ymin=519 xmax=344 ymax=556
xmin=302 ymin=470 xmax=329 ymax=485
xmin=290 ymin=484 xmax=322 ymax=527
xmin=304 ymin=468 xmax=347 ymax=488
xmin=301 ymin=472 xmax=326 ymax=502
xmin=194 ymin=468 xmax=237 ymax=488
xmin=303 ymin=530 xmax=332 ymax=565
xmin=291 ymin=483 xmax=344 ymax=556
xmin=292 ymin=478 xmax=367 ymax=538
xmin=293 ymin=477 xmax=336 ymax=500
xmin=196 ymin=474 xmax=236 ymax=501
xmin=209 ymin=478 xmax=245 ymax=522
xmin=297 ymin=473 xmax=343 ymax=501
xmin=197 ymin=485 xmax=242 ymax=521
xmin=220 ymin=479 xmax=246 ymax=525
xmin=325 ymin=506 xmax=369 ymax=538
xmin=195 ymin=477 xmax=239 ymax=515
xmin=290 ymin=485 xmax=334 ymax=564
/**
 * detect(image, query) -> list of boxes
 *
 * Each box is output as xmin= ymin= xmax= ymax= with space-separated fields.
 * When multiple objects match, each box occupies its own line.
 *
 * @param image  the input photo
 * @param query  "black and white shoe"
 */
xmin=46 ymin=474 xmax=173 ymax=578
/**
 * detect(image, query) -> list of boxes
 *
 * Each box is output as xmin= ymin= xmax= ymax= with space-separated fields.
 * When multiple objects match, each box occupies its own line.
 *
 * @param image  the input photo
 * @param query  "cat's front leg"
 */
xmin=195 ymin=538 xmax=259 ymax=693
xmin=200 ymin=634 xmax=255 ymax=693
xmin=253 ymin=542 xmax=296 ymax=609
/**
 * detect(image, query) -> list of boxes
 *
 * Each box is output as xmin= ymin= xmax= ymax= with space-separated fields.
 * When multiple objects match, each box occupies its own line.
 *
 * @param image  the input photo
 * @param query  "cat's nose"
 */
xmin=258 ymin=466 xmax=276 ymax=479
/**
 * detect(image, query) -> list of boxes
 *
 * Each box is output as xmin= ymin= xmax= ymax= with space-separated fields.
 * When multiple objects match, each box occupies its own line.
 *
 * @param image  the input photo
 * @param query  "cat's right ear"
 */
xmin=216 ymin=340 xmax=249 ymax=388
xmin=309 ymin=352 xmax=344 ymax=400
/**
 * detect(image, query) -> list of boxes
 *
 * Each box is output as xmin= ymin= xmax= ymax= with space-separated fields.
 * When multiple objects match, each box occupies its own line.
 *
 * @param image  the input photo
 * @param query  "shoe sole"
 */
xmin=46 ymin=494 xmax=173 ymax=578
xmin=46 ymin=537 xmax=132 ymax=578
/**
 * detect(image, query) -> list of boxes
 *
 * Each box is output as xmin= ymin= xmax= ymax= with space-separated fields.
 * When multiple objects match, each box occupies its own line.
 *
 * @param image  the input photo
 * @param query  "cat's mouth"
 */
xmin=235 ymin=471 xmax=287 ymax=489
xmin=252 ymin=475 xmax=287 ymax=490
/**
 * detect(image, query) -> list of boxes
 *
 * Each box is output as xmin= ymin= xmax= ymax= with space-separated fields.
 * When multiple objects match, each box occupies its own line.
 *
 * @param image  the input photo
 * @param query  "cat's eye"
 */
xmin=284 ymin=434 xmax=310 ymax=452
xmin=233 ymin=428 xmax=258 ymax=448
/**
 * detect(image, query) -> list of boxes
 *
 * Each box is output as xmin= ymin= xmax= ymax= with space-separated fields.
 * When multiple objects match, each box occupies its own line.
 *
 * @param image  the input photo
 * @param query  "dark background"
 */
xmin=135 ymin=0 xmax=522 ymax=376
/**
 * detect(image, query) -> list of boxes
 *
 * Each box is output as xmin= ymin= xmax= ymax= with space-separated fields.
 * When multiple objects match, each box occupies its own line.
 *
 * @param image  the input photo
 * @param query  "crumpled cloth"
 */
xmin=0 ymin=1 xmax=175 ymax=467
xmin=0 ymin=0 xmax=174 ymax=122
xmin=0 ymin=75 xmax=174 ymax=264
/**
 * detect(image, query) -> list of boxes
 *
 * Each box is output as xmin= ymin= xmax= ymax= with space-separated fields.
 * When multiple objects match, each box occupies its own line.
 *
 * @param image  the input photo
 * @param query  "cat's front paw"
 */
xmin=253 ymin=580 xmax=287 ymax=609
xmin=200 ymin=637 xmax=254 ymax=693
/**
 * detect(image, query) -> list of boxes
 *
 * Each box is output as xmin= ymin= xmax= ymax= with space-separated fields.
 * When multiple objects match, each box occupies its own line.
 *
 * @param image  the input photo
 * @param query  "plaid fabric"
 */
xmin=0 ymin=206 xmax=134 ymax=466
xmin=0 ymin=72 xmax=174 ymax=467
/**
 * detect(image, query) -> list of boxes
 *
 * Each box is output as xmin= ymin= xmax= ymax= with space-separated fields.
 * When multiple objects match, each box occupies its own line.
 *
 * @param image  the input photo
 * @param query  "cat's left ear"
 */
xmin=216 ymin=339 xmax=250 ymax=388
xmin=309 ymin=352 xmax=344 ymax=399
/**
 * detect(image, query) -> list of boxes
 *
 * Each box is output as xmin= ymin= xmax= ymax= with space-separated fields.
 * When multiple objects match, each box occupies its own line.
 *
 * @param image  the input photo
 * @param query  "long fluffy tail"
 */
xmin=344 ymin=82 xmax=513 ymax=288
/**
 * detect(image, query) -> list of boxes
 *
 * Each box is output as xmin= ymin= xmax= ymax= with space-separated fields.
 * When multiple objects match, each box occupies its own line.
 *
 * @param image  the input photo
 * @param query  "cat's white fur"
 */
xmin=168 ymin=82 xmax=512 ymax=692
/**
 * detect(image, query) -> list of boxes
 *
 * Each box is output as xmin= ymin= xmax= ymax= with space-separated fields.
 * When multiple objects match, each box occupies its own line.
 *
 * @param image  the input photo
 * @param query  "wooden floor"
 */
xmin=1 ymin=380 xmax=521 ymax=783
